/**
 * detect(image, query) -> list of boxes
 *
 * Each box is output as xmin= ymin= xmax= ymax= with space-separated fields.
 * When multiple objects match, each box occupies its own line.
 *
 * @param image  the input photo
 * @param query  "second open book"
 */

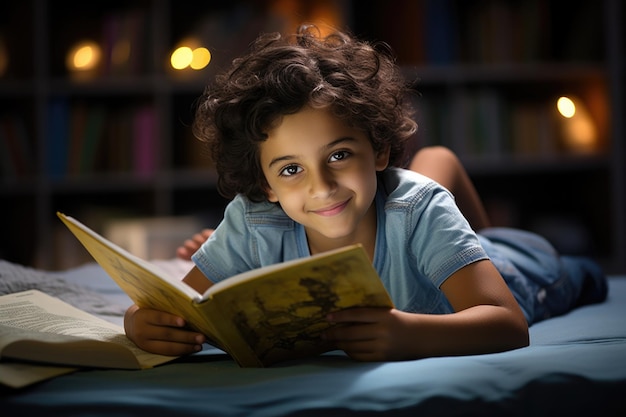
xmin=57 ymin=212 xmax=393 ymax=367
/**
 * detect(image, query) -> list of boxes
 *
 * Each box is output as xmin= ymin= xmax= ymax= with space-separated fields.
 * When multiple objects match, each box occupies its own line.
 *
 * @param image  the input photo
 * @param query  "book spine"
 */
xmin=424 ymin=0 xmax=457 ymax=64
xmin=80 ymin=106 xmax=107 ymax=174
xmin=46 ymin=98 xmax=70 ymax=179
xmin=132 ymin=106 xmax=157 ymax=178
xmin=67 ymin=102 xmax=87 ymax=176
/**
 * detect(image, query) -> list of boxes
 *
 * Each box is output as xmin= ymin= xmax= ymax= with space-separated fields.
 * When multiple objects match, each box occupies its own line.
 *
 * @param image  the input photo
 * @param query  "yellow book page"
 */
xmin=57 ymin=213 xmax=221 ymax=342
xmin=203 ymin=245 xmax=393 ymax=367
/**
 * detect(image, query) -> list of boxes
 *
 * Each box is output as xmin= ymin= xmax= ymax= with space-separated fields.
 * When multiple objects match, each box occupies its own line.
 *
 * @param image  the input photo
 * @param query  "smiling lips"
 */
xmin=312 ymin=199 xmax=351 ymax=217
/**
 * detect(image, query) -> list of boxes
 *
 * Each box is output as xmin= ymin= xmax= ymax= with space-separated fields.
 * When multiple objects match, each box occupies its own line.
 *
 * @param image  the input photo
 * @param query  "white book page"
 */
xmin=0 ymin=290 xmax=174 ymax=368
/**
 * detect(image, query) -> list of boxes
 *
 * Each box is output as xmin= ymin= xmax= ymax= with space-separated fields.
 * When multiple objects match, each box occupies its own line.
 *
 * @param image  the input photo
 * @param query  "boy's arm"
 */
xmin=429 ymin=259 xmax=529 ymax=354
xmin=182 ymin=265 xmax=213 ymax=294
xmin=324 ymin=259 xmax=529 ymax=361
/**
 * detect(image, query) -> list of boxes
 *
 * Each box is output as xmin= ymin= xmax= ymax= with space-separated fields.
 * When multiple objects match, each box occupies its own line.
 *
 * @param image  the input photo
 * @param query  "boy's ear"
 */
xmin=264 ymin=182 xmax=279 ymax=203
xmin=266 ymin=188 xmax=279 ymax=203
xmin=375 ymin=145 xmax=391 ymax=171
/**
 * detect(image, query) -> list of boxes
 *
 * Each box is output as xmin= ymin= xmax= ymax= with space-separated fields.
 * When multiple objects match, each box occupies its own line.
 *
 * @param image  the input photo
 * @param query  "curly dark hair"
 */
xmin=192 ymin=25 xmax=417 ymax=202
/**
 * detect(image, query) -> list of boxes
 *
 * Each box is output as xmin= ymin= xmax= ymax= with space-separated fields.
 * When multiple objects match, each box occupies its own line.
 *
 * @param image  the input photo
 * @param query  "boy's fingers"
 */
xmin=142 ymin=339 xmax=204 ymax=356
xmin=152 ymin=326 xmax=205 ymax=345
xmin=139 ymin=308 xmax=185 ymax=328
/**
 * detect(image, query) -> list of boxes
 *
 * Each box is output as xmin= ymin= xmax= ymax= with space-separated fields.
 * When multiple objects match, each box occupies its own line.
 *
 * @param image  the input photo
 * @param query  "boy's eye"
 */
xmin=329 ymin=150 xmax=350 ymax=162
xmin=279 ymin=165 xmax=302 ymax=177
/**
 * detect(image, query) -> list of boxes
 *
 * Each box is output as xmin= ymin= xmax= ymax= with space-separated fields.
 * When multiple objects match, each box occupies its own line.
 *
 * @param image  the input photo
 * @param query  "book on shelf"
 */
xmin=447 ymin=89 xmax=506 ymax=157
xmin=0 ymin=115 xmax=34 ymax=178
xmin=418 ymin=88 xmax=564 ymax=159
xmin=132 ymin=105 xmax=157 ymax=178
xmin=508 ymin=101 xmax=558 ymax=156
xmin=67 ymin=103 xmax=108 ymax=176
xmin=106 ymin=109 xmax=134 ymax=172
xmin=80 ymin=105 xmax=107 ymax=174
xmin=458 ymin=0 xmax=551 ymax=63
xmin=46 ymin=98 xmax=70 ymax=179
xmin=67 ymin=101 xmax=88 ymax=176
xmin=44 ymin=100 xmax=160 ymax=178
xmin=424 ymin=0 xmax=458 ymax=64
xmin=0 ymin=289 xmax=177 ymax=389
xmin=57 ymin=212 xmax=393 ymax=368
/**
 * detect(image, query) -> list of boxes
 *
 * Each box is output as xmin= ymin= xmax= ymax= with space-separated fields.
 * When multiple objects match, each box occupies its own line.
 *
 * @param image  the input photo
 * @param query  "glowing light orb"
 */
xmin=190 ymin=47 xmax=211 ymax=70
xmin=171 ymin=43 xmax=211 ymax=71
xmin=170 ymin=46 xmax=193 ymax=70
xmin=67 ymin=41 xmax=101 ymax=71
xmin=557 ymin=96 xmax=576 ymax=118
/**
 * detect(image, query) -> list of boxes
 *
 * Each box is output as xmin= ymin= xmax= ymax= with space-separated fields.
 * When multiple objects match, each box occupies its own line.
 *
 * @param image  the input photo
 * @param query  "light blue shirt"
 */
xmin=192 ymin=167 xmax=488 ymax=315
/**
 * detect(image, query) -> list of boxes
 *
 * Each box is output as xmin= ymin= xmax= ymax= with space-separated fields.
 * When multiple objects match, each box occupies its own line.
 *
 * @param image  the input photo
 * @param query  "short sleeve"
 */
xmin=408 ymin=185 xmax=488 ymax=288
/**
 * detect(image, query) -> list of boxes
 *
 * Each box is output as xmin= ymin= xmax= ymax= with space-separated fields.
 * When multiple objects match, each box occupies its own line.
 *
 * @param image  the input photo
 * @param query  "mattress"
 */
xmin=1 ymin=260 xmax=625 ymax=416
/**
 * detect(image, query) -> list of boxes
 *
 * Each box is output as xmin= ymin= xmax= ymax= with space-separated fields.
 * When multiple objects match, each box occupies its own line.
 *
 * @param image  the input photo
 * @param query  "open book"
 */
xmin=0 ymin=289 xmax=177 ymax=388
xmin=57 ymin=212 xmax=394 ymax=367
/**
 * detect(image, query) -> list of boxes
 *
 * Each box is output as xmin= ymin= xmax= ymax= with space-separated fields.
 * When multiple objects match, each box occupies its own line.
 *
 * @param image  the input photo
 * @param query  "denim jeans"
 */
xmin=479 ymin=228 xmax=606 ymax=324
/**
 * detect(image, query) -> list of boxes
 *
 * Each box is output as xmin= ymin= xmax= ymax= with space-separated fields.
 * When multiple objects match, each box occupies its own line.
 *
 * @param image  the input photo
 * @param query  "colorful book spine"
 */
xmin=132 ymin=106 xmax=157 ymax=179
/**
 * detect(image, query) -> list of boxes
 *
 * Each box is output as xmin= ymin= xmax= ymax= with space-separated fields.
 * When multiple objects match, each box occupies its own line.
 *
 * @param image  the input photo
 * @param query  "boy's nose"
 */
xmin=308 ymin=168 xmax=336 ymax=198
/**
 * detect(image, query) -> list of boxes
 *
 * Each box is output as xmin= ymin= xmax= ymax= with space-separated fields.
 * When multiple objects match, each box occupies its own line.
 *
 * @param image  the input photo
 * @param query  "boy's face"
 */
xmin=260 ymin=106 xmax=389 ymax=251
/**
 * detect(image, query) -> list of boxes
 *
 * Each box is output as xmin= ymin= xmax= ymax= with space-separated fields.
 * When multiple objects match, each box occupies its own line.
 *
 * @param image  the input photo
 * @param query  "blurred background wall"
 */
xmin=0 ymin=0 xmax=624 ymax=273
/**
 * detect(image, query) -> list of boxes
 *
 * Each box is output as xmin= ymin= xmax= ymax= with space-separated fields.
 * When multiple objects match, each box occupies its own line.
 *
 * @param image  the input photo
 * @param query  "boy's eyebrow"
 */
xmin=325 ymin=136 xmax=357 ymax=150
xmin=268 ymin=155 xmax=296 ymax=169
xmin=268 ymin=137 xmax=356 ymax=168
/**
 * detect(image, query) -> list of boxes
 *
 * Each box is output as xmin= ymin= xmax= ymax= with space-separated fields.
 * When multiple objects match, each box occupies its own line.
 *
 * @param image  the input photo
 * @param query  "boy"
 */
xmin=125 ymin=26 xmax=606 ymax=361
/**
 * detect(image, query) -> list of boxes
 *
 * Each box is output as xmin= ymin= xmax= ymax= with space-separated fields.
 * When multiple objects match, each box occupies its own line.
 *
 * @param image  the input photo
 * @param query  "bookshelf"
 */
xmin=357 ymin=0 xmax=625 ymax=272
xmin=0 ymin=0 xmax=624 ymax=273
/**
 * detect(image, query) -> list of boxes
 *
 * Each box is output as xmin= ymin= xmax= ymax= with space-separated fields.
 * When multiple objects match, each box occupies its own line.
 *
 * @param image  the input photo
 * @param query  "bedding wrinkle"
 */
xmin=0 ymin=260 xmax=127 ymax=317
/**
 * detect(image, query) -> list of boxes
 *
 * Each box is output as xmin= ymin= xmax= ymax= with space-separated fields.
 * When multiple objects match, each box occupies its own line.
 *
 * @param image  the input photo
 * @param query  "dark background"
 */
xmin=0 ymin=0 xmax=624 ymax=273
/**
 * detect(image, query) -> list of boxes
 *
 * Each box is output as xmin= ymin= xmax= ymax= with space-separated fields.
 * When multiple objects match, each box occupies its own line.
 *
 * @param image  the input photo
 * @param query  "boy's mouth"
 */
xmin=311 ymin=199 xmax=351 ymax=217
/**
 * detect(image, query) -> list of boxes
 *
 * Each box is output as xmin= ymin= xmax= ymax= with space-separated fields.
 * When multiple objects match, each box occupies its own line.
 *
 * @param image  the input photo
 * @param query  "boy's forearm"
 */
xmin=324 ymin=303 xmax=528 ymax=362
xmin=182 ymin=266 xmax=212 ymax=293
xmin=403 ymin=305 xmax=529 ymax=358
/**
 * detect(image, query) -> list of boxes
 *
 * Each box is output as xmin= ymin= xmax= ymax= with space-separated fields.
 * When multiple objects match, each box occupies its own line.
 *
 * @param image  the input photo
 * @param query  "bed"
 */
xmin=1 ymin=258 xmax=625 ymax=417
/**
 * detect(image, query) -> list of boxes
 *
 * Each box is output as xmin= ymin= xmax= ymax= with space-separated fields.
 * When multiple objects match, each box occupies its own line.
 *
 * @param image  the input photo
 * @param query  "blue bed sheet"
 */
xmin=2 ymin=268 xmax=625 ymax=417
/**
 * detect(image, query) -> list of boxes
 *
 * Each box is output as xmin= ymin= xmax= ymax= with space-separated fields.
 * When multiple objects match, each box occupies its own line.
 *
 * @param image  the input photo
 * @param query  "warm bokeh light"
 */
xmin=170 ymin=44 xmax=211 ymax=71
xmin=170 ymin=46 xmax=193 ymax=70
xmin=67 ymin=40 xmax=101 ymax=72
xmin=190 ymin=47 xmax=211 ymax=70
xmin=269 ymin=0 xmax=343 ymax=37
xmin=557 ymin=96 xmax=576 ymax=118
xmin=557 ymin=95 xmax=598 ymax=153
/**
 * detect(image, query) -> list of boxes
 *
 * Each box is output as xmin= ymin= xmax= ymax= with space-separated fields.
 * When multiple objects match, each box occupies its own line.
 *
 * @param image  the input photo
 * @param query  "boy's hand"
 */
xmin=176 ymin=229 xmax=214 ymax=260
xmin=323 ymin=307 xmax=413 ymax=362
xmin=124 ymin=304 xmax=206 ymax=356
